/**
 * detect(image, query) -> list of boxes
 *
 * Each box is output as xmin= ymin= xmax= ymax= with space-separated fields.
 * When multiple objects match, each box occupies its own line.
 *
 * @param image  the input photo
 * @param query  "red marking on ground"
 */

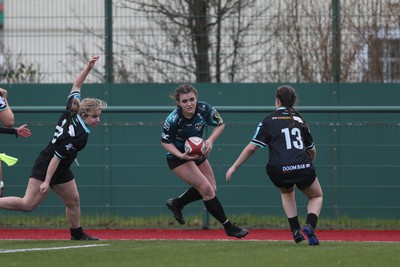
xmin=0 ymin=228 xmax=399 ymax=242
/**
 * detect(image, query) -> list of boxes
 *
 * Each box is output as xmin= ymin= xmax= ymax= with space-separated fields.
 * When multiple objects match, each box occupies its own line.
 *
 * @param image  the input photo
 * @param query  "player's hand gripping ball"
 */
xmin=184 ymin=137 xmax=206 ymax=156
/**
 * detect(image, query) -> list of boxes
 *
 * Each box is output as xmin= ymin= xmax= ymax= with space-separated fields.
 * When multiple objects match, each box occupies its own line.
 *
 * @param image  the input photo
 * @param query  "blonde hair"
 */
xmin=71 ymin=98 xmax=107 ymax=118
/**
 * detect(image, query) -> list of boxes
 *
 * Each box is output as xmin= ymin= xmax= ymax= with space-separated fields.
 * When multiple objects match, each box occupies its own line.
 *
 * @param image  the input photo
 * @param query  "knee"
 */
xmin=198 ymin=184 xmax=215 ymax=199
xmin=22 ymin=202 xmax=39 ymax=212
xmin=309 ymin=191 xmax=323 ymax=200
xmin=315 ymin=188 xmax=323 ymax=199
xmin=64 ymin=194 xmax=80 ymax=208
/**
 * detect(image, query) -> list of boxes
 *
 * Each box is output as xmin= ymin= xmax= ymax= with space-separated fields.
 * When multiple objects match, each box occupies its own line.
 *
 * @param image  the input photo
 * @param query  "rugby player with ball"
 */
xmin=161 ymin=84 xmax=248 ymax=238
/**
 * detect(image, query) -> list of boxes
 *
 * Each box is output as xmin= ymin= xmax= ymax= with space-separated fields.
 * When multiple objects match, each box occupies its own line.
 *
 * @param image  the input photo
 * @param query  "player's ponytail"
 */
xmin=276 ymin=85 xmax=297 ymax=128
xmin=276 ymin=85 xmax=308 ymax=129
xmin=70 ymin=98 xmax=81 ymax=116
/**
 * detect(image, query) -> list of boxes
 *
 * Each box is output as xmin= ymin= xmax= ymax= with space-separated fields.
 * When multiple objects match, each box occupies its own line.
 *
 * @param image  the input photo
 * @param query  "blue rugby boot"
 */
xmin=302 ymin=224 xmax=320 ymax=246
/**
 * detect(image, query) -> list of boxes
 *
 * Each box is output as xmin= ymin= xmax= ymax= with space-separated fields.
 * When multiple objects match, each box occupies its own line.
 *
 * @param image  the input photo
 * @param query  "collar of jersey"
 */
xmin=277 ymin=107 xmax=286 ymax=110
xmin=77 ymin=114 xmax=91 ymax=134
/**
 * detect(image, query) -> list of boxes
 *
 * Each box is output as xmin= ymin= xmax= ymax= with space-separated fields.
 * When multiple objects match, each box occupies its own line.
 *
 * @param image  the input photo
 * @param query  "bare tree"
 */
xmin=0 ymin=43 xmax=43 ymax=83
xmin=62 ymin=0 xmax=399 ymax=83
xmin=115 ymin=0 xmax=272 ymax=83
xmin=344 ymin=0 xmax=400 ymax=82
xmin=269 ymin=0 xmax=333 ymax=82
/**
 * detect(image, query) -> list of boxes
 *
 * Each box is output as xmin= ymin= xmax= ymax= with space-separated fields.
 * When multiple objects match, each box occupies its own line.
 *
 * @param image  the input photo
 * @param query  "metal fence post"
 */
xmin=105 ymin=0 xmax=114 ymax=83
xmin=332 ymin=0 xmax=341 ymax=82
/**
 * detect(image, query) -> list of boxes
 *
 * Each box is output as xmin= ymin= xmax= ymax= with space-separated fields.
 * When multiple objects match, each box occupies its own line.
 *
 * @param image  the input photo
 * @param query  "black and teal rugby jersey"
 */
xmin=251 ymin=107 xmax=314 ymax=167
xmin=161 ymin=101 xmax=223 ymax=159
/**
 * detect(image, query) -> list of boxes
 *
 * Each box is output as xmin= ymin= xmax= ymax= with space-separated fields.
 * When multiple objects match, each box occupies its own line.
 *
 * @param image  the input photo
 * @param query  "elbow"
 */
xmin=0 ymin=110 xmax=15 ymax=127
xmin=247 ymin=144 xmax=259 ymax=153
xmin=307 ymin=148 xmax=316 ymax=161
xmin=2 ymin=118 xmax=14 ymax=127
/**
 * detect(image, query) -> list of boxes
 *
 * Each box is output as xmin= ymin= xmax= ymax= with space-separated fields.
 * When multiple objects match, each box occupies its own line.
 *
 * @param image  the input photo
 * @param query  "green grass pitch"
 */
xmin=0 ymin=240 xmax=399 ymax=267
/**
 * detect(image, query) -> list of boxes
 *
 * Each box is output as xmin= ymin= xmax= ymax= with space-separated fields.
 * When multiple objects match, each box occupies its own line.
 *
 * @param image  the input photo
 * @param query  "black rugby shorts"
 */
xmin=30 ymin=154 xmax=74 ymax=186
xmin=167 ymin=156 xmax=207 ymax=170
xmin=266 ymin=164 xmax=316 ymax=190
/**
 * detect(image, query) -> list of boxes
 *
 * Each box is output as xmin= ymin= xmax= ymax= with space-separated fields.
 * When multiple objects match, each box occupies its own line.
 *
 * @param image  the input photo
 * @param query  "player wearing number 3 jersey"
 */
xmin=226 ymin=85 xmax=323 ymax=245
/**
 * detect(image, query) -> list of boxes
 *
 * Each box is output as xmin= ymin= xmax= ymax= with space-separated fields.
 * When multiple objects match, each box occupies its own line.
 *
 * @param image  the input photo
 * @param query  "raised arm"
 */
xmin=71 ymin=56 xmax=99 ymax=93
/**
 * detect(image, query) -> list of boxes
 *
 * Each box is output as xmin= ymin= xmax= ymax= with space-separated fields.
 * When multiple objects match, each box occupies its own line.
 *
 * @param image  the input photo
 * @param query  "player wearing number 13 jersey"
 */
xmin=226 ymin=85 xmax=323 ymax=245
xmin=252 ymin=105 xmax=315 ymax=176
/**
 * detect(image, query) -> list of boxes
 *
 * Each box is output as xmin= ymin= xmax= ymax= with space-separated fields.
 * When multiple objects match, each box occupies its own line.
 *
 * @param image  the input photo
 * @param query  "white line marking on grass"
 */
xmin=0 ymin=244 xmax=110 ymax=254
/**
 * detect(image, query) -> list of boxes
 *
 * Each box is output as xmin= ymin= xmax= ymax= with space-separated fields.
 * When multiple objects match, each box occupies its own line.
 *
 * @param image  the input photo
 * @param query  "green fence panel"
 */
xmin=1 ymin=83 xmax=399 ymax=228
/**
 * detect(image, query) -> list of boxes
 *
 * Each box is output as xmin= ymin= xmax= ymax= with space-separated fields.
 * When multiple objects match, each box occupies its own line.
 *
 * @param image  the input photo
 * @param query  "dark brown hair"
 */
xmin=276 ymin=85 xmax=306 ymax=128
xmin=171 ymin=84 xmax=198 ymax=102
xmin=276 ymin=85 xmax=297 ymax=108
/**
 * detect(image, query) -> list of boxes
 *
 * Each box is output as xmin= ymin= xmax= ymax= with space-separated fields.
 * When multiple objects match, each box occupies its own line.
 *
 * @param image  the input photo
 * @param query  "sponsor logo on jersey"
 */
xmin=272 ymin=116 xmax=291 ymax=120
xmin=212 ymin=110 xmax=224 ymax=125
xmin=163 ymin=121 xmax=170 ymax=131
xmin=161 ymin=132 xmax=169 ymax=140
xmin=293 ymin=116 xmax=304 ymax=123
xmin=195 ymin=123 xmax=202 ymax=131
xmin=65 ymin=143 xmax=76 ymax=151
xmin=282 ymin=163 xmax=311 ymax=172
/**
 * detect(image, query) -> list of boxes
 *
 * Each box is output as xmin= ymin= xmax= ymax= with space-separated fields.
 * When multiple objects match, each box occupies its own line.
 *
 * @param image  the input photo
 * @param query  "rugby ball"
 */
xmin=184 ymin=137 xmax=206 ymax=156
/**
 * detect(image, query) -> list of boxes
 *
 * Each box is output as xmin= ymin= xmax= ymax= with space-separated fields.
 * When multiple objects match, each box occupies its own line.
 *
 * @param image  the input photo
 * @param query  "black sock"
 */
xmin=306 ymin=213 xmax=318 ymax=229
xmin=203 ymin=197 xmax=228 ymax=224
xmin=178 ymin=187 xmax=203 ymax=207
xmin=288 ymin=216 xmax=301 ymax=231
xmin=70 ymin=227 xmax=83 ymax=238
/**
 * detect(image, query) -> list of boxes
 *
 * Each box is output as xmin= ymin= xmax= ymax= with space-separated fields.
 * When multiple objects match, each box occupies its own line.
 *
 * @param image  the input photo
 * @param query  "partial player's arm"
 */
xmin=161 ymin=142 xmax=199 ymax=161
xmin=204 ymin=124 xmax=225 ymax=155
xmin=71 ymin=56 xmax=99 ymax=93
xmin=204 ymin=105 xmax=225 ymax=155
xmin=0 ymin=125 xmax=17 ymax=135
xmin=226 ymin=143 xmax=258 ymax=181
xmin=0 ymin=124 xmax=31 ymax=138
xmin=307 ymin=147 xmax=316 ymax=163
xmin=0 ymin=88 xmax=15 ymax=127
xmin=39 ymin=156 xmax=61 ymax=194
xmin=303 ymin=124 xmax=316 ymax=163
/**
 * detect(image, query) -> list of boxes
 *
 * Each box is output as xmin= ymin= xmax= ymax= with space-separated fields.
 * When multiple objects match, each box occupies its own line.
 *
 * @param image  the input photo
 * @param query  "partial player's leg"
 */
xmin=53 ymin=179 xmax=98 ymax=241
xmin=300 ymin=178 xmax=323 ymax=245
xmin=171 ymin=162 xmax=248 ymax=238
xmin=0 ymin=178 xmax=48 ymax=211
xmin=280 ymin=186 xmax=305 ymax=243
